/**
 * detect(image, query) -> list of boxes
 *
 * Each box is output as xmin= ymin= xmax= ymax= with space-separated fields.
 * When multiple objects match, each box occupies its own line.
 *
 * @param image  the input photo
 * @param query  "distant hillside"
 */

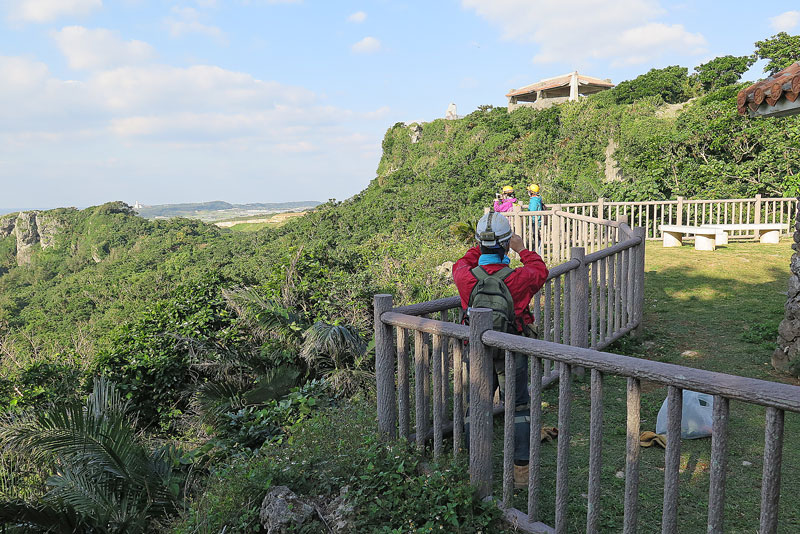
xmin=135 ymin=200 xmax=321 ymax=221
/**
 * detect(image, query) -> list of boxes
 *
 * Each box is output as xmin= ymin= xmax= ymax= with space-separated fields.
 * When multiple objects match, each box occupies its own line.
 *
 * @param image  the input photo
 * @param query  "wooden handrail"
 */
xmin=481 ymin=331 xmax=800 ymax=412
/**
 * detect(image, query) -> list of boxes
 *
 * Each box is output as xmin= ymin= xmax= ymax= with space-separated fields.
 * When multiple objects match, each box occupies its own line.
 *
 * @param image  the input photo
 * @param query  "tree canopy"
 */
xmin=754 ymin=32 xmax=800 ymax=74
xmin=694 ymin=55 xmax=754 ymax=91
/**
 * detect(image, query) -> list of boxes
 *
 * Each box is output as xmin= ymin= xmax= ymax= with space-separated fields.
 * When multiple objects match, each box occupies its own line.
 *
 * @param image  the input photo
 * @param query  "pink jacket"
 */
xmin=493 ymin=197 xmax=517 ymax=212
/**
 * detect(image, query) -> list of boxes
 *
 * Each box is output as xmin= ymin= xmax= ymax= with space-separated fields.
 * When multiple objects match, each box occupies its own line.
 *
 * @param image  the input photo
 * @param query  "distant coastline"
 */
xmin=135 ymin=200 xmax=321 ymax=222
xmin=1 ymin=200 xmax=321 ymax=221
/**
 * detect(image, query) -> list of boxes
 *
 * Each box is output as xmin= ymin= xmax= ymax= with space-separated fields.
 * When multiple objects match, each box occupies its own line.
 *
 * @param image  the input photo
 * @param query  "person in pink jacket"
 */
xmin=493 ymin=185 xmax=517 ymax=212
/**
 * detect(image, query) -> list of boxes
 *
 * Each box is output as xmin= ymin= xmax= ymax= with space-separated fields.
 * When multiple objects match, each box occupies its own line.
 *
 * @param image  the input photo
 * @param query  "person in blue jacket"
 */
xmin=527 ymin=183 xmax=543 ymax=212
xmin=527 ymin=184 xmax=544 ymax=253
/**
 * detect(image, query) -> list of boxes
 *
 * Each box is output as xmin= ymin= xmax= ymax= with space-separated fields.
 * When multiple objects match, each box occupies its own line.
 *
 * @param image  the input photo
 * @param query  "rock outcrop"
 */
xmin=0 ymin=215 xmax=15 ymax=238
xmin=259 ymin=486 xmax=314 ymax=534
xmin=774 ymin=200 xmax=800 ymax=375
xmin=14 ymin=212 xmax=39 ymax=265
xmin=410 ymin=123 xmax=423 ymax=143
xmin=0 ymin=211 xmax=64 ymax=266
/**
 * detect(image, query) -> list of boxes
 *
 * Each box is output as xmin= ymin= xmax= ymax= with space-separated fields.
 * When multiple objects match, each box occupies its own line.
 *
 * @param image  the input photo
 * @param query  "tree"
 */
xmin=694 ymin=55 xmax=754 ymax=91
xmin=614 ymin=66 xmax=690 ymax=104
xmin=754 ymin=32 xmax=800 ymax=74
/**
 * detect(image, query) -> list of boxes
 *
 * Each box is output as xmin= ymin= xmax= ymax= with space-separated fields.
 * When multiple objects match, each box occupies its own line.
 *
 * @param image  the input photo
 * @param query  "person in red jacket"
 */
xmin=453 ymin=215 xmax=548 ymax=334
xmin=453 ymin=211 xmax=548 ymax=488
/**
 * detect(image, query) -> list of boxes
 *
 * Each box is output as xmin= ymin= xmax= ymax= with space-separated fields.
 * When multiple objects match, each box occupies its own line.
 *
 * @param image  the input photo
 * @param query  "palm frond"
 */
xmin=0 ymin=378 xmax=183 ymax=533
xmin=300 ymin=322 xmax=367 ymax=370
xmin=449 ymin=220 xmax=477 ymax=244
xmin=0 ymin=500 xmax=86 ymax=533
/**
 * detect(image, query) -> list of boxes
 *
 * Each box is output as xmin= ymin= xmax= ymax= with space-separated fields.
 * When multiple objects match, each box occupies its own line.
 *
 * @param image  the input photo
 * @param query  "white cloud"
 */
xmin=351 ymin=36 xmax=381 ymax=54
xmin=770 ymin=11 xmax=800 ymax=32
xmin=0 ymin=50 xmax=386 ymax=207
xmin=53 ymin=26 xmax=155 ymax=70
xmin=347 ymin=11 xmax=366 ymax=23
xmin=166 ymin=7 xmax=225 ymax=42
xmin=0 ymin=53 xmax=385 ymax=147
xmin=90 ymin=64 xmax=314 ymax=112
xmin=8 ymin=0 xmax=101 ymax=22
xmin=462 ymin=0 xmax=706 ymax=66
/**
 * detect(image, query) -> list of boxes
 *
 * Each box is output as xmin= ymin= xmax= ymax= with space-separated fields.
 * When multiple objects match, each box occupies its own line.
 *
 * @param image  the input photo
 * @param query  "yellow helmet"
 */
xmin=501 ymin=185 xmax=514 ymax=194
xmin=528 ymin=183 xmax=540 ymax=194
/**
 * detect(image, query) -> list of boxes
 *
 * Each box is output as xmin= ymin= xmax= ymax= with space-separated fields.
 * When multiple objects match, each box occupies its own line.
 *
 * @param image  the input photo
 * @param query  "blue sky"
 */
xmin=1 ymin=0 xmax=798 ymax=210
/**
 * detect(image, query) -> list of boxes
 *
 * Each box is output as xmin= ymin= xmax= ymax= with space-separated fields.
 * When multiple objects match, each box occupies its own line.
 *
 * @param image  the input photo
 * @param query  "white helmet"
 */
xmin=475 ymin=212 xmax=512 ymax=247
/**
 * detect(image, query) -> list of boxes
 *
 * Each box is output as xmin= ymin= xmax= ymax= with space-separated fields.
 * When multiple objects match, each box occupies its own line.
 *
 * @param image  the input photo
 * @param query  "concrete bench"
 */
xmin=659 ymin=224 xmax=719 ymax=251
xmin=699 ymin=223 xmax=784 ymax=245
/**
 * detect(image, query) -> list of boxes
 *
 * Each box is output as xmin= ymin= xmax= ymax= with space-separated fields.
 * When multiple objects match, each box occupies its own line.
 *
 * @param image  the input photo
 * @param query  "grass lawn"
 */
xmin=502 ymin=239 xmax=799 ymax=533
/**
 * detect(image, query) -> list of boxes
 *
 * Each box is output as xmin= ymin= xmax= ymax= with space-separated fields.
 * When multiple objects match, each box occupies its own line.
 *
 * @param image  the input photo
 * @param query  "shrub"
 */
xmin=175 ymin=401 xmax=504 ymax=533
xmin=614 ymin=66 xmax=690 ymax=104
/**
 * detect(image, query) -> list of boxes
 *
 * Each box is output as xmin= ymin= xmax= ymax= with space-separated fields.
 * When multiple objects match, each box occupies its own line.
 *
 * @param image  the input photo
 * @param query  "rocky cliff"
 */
xmin=774 ymin=199 xmax=800 ymax=376
xmin=0 ymin=211 xmax=63 ymax=266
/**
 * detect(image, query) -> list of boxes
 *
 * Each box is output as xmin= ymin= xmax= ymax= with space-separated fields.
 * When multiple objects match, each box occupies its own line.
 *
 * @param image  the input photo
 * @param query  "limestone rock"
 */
xmin=777 ymin=211 xmax=800 ymax=376
xmin=787 ymin=273 xmax=800 ymax=300
xmin=410 ymin=123 xmax=423 ymax=144
xmin=14 ymin=212 xmax=39 ymax=265
xmin=434 ymin=261 xmax=454 ymax=278
xmin=259 ymin=486 xmax=314 ymax=534
xmin=604 ymin=139 xmax=621 ymax=183
xmin=324 ymin=486 xmax=354 ymax=533
xmin=791 ymin=254 xmax=800 ymax=275
xmin=772 ymin=347 xmax=790 ymax=371
xmin=0 ymin=215 xmax=15 ymax=238
xmin=35 ymin=213 xmax=62 ymax=249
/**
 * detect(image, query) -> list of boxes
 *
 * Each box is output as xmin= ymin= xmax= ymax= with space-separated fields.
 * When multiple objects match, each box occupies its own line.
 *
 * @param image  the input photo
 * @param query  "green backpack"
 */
xmin=467 ymin=266 xmax=517 ymax=333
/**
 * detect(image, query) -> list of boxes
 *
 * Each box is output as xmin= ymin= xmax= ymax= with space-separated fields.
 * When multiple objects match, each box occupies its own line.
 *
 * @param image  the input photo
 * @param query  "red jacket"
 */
xmin=453 ymin=246 xmax=549 ymax=327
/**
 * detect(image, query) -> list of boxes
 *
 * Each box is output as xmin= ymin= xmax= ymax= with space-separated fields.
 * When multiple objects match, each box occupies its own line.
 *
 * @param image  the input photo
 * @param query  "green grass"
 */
xmin=497 ymin=239 xmax=799 ymax=533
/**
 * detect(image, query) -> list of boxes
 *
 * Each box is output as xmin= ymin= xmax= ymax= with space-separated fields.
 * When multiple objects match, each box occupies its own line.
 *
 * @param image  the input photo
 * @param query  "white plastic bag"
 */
xmin=655 ymin=390 xmax=714 ymax=439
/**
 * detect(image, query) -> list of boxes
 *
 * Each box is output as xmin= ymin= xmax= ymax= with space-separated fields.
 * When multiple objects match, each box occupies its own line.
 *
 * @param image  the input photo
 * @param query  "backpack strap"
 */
xmin=470 ymin=265 xmax=513 ymax=282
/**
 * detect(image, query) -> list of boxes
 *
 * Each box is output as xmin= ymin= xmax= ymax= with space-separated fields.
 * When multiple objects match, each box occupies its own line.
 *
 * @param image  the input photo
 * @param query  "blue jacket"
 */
xmin=528 ymin=195 xmax=543 ymax=212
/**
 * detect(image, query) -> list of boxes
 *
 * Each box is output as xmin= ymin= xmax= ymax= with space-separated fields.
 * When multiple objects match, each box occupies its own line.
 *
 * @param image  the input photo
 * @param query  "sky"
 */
xmin=1 ymin=1 xmax=799 ymax=210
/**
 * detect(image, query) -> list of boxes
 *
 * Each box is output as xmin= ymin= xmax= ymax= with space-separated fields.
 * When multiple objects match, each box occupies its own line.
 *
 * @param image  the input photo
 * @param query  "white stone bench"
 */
xmin=659 ymin=224 xmax=719 ymax=250
xmin=699 ymin=223 xmax=784 ymax=245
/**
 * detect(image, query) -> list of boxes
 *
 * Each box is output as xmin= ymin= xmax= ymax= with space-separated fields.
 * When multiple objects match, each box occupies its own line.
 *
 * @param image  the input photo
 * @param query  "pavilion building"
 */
xmin=506 ymin=71 xmax=614 ymax=111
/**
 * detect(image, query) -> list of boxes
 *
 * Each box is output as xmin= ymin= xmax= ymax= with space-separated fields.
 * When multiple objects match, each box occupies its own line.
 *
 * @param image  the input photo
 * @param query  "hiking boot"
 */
xmin=513 ymin=463 xmax=529 ymax=490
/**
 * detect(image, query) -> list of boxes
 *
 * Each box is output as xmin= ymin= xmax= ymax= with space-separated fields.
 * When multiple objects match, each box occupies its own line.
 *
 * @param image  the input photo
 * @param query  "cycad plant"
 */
xmin=0 ymin=378 xmax=184 ymax=533
xmin=449 ymin=219 xmax=477 ymax=244
xmin=300 ymin=322 xmax=373 ymax=396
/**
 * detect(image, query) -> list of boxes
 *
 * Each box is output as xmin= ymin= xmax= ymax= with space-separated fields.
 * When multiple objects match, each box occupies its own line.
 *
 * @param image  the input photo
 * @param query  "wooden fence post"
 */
xmin=374 ymin=294 xmax=397 ymax=440
xmin=512 ymin=204 xmax=522 ymax=258
xmin=632 ymin=227 xmax=646 ymax=337
xmin=754 ymin=193 xmax=762 ymax=227
xmin=598 ymin=197 xmax=605 ymax=220
xmin=570 ymin=247 xmax=588 ymax=378
xmin=676 ymin=196 xmax=684 ymax=226
xmin=552 ymin=205 xmax=562 ymax=263
xmin=469 ymin=308 xmax=494 ymax=499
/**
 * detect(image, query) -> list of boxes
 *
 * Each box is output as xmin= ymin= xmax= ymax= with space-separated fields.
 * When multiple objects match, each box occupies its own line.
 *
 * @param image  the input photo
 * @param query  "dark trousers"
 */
xmin=465 ymin=350 xmax=531 ymax=463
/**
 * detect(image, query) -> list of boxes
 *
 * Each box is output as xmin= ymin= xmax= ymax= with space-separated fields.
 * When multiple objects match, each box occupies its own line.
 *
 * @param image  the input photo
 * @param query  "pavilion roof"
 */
xmin=737 ymin=62 xmax=800 ymax=118
xmin=506 ymin=72 xmax=614 ymax=98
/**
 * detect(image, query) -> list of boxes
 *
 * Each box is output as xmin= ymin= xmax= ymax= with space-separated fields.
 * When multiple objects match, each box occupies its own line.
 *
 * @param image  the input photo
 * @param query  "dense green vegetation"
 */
xmin=1 ymin=37 xmax=799 ymax=532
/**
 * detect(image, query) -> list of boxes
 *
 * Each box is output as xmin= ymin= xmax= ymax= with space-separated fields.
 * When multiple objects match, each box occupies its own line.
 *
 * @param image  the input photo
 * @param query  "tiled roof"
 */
xmin=506 ymin=72 xmax=614 ymax=98
xmin=737 ymin=62 xmax=800 ymax=115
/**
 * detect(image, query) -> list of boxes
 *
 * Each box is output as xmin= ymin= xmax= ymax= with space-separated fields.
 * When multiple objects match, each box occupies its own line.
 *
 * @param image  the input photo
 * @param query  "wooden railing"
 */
xmin=511 ymin=195 xmax=797 ymax=242
xmin=373 ymin=213 xmax=800 ymax=533
xmin=489 ymin=208 xmax=628 ymax=265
